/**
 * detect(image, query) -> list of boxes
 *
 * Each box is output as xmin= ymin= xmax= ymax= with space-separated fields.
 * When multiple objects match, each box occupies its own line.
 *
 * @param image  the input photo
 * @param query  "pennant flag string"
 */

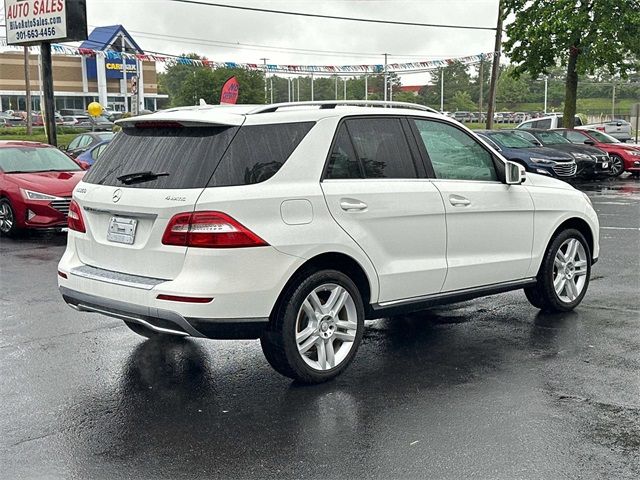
xmin=0 ymin=39 xmax=495 ymax=74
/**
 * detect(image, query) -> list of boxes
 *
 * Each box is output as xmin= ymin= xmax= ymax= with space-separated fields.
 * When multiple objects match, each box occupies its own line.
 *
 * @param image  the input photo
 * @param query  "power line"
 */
xmin=166 ymin=0 xmax=497 ymax=31
xmin=124 ymin=28 xmax=469 ymax=60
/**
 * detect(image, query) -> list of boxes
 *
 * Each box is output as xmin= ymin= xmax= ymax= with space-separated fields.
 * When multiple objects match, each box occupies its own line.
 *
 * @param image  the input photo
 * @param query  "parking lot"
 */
xmin=1 ymin=176 xmax=638 ymax=479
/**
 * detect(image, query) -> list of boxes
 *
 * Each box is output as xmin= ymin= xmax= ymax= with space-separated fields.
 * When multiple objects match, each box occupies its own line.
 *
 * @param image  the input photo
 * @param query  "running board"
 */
xmin=368 ymin=278 xmax=537 ymax=318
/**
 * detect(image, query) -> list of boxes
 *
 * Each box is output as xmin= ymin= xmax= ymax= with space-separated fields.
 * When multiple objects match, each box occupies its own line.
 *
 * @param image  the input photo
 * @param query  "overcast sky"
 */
xmin=3 ymin=0 xmax=501 ymax=84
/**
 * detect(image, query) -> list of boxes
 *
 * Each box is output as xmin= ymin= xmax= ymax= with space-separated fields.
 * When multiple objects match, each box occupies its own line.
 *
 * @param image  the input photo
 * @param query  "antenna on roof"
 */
xmin=199 ymin=99 xmax=207 ymax=106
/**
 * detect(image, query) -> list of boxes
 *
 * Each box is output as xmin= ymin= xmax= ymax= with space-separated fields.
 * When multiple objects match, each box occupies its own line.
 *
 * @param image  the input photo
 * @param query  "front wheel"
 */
xmin=261 ymin=270 xmax=365 ymax=384
xmin=609 ymin=154 xmax=625 ymax=177
xmin=0 ymin=199 xmax=19 ymax=237
xmin=524 ymin=229 xmax=591 ymax=312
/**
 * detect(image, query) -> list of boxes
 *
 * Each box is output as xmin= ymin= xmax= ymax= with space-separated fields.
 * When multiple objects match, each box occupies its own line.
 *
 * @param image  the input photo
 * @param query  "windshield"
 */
xmin=535 ymin=131 xmax=571 ymax=145
xmin=485 ymin=132 xmax=536 ymax=149
xmin=0 ymin=147 xmax=82 ymax=173
xmin=587 ymin=130 xmax=620 ymax=143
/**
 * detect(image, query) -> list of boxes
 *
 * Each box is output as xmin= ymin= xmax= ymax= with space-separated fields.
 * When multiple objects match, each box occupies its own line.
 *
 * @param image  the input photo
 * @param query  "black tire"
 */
xmin=524 ymin=229 xmax=591 ymax=312
xmin=609 ymin=154 xmax=625 ymax=177
xmin=260 ymin=269 xmax=365 ymax=384
xmin=0 ymin=198 xmax=19 ymax=237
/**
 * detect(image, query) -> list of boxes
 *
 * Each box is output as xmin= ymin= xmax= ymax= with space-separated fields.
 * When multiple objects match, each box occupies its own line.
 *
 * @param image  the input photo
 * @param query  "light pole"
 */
xmin=383 ymin=53 xmax=388 ymax=101
xmin=544 ymin=76 xmax=548 ymax=114
xmin=260 ymin=57 xmax=269 ymax=103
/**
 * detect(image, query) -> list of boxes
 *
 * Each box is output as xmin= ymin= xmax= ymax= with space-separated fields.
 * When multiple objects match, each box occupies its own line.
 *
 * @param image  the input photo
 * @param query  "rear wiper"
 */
xmin=117 ymin=170 xmax=170 ymax=185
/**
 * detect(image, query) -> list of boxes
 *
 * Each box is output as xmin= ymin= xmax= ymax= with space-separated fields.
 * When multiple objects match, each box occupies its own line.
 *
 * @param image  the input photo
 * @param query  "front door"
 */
xmin=412 ymin=118 xmax=535 ymax=292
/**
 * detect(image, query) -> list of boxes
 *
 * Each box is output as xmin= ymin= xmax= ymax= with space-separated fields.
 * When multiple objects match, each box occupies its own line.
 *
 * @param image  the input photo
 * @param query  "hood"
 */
xmin=616 ymin=143 xmax=640 ymax=152
xmin=524 ymin=172 xmax=576 ymax=190
xmin=5 ymin=171 xmax=85 ymax=197
xmin=517 ymin=146 xmax=574 ymax=161
xmin=544 ymin=144 xmax=607 ymax=157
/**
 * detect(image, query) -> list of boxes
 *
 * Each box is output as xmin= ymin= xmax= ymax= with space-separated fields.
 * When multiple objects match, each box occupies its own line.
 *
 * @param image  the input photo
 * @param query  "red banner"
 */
xmin=220 ymin=76 xmax=239 ymax=105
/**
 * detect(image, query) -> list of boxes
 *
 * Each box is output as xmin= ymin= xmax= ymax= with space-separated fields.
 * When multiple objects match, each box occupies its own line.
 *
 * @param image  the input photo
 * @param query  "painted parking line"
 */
xmin=601 ymin=226 xmax=640 ymax=231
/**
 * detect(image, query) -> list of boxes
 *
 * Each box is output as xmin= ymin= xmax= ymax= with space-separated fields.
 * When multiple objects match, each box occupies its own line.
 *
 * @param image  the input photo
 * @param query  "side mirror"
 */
xmin=59 ymin=144 xmax=67 ymax=151
xmin=584 ymin=139 xmax=595 ymax=145
xmin=505 ymin=161 xmax=526 ymax=185
xmin=78 ymin=160 xmax=90 ymax=170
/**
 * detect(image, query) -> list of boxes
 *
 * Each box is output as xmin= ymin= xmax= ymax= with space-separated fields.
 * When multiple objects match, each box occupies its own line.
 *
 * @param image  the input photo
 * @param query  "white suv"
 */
xmin=58 ymin=101 xmax=599 ymax=383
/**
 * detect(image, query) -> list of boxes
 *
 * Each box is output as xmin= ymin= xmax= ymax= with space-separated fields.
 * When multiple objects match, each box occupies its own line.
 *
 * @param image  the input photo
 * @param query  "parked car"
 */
xmin=517 ymin=114 xmax=583 ymax=130
xmin=63 ymin=132 xmax=115 ymax=158
xmin=62 ymin=115 xmax=92 ymax=128
xmin=0 ymin=141 xmax=86 ymax=236
xmin=553 ymin=128 xmax=640 ymax=177
xmin=579 ymin=119 xmax=633 ymax=142
xmin=452 ymin=111 xmax=475 ymax=122
xmin=57 ymin=101 xmax=599 ymax=383
xmin=512 ymin=129 xmax=611 ymax=178
xmin=0 ymin=115 xmax=25 ymax=128
xmin=87 ymin=115 xmax=114 ymax=131
xmin=59 ymin=108 xmax=87 ymax=117
xmin=475 ymin=130 xmax=577 ymax=179
xmin=32 ymin=113 xmax=64 ymax=126
xmin=75 ymin=140 xmax=111 ymax=166
xmin=512 ymin=112 xmax=529 ymax=123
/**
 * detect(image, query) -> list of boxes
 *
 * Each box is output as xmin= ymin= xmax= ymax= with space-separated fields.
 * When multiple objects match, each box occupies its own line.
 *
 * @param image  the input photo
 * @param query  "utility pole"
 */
xmin=23 ymin=47 xmax=32 ymax=135
xmin=40 ymin=43 xmax=57 ymax=146
xmin=311 ymin=73 xmax=314 ymax=101
xmin=440 ymin=69 xmax=444 ymax=112
xmin=260 ymin=58 xmax=269 ymax=103
xmin=335 ymin=75 xmax=338 ymax=100
xmin=612 ymin=82 xmax=616 ymax=118
xmin=486 ymin=0 xmax=503 ymax=129
xmin=344 ymin=77 xmax=347 ymax=100
xmin=121 ymin=34 xmax=128 ymax=113
xmin=544 ymin=76 xmax=548 ymax=114
xmin=270 ymin=77 xmax=273 ymax=104
xmin=365 ymin=75 xmax=368 ymax=100
xmin=478 ymin=58 xmax=484 ymax=122
xmin=383 ymin=53 xmax=388 ymax=101
xmin=297 ymin=77 xmax=300 ymax=101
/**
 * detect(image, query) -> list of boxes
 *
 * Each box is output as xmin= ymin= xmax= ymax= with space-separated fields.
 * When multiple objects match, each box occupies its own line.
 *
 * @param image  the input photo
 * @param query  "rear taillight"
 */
xmin=68 ymin=200 xmax=86 ymax=233
xmin=162 ymin=211 xmax=268 ymax=248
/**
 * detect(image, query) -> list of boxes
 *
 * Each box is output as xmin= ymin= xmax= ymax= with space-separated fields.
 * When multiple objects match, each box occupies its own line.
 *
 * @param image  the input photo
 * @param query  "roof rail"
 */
xmin=247 ymin=100 xmax=440 ymax=115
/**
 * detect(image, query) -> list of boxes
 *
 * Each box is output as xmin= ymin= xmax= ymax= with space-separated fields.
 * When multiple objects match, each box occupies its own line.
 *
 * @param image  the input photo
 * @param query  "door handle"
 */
xmin=449 ymin=194 xmax=471 ymax=207
xmin=340 ymin=199 xmax=368 ymax=211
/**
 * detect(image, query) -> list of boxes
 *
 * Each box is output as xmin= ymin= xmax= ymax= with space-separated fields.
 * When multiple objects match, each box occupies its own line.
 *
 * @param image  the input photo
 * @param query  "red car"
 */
xmin=0 ymin=141 xmax=86 ymax=236
xmin=553 ymin=128 xmax=640 ymax=177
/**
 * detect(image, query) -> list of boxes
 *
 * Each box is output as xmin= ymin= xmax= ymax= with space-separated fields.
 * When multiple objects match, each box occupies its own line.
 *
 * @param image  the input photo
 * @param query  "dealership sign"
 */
xmin=3 ymin=0 xmax=87 ymax=46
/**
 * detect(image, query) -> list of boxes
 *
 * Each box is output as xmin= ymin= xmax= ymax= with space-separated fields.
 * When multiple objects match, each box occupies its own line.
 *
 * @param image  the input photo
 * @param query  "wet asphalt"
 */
xmin=1 ymin=176 xmax=639 ymax=480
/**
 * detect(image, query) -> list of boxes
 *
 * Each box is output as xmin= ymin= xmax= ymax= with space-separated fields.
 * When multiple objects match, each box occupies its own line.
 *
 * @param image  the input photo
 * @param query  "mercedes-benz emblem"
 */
xmin=112 ymin=189 xmax=122 ymax=203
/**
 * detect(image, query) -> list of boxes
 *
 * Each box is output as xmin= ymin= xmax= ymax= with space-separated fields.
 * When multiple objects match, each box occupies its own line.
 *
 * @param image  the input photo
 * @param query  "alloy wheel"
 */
xmin=0 ymin=202 xmax=14 ymax=234
xmin=609 ymin=155 xmax=624 ymax=176
xmin=295 ymin=283 xmax=358 ymax=371
xmin=553 ymin=238 xmax=588 ymax=303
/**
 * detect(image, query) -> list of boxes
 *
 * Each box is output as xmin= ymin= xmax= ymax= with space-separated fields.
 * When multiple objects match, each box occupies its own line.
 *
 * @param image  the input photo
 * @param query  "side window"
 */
xmin=92 ymin=144 xmax=107 ymax=160
xmin=78 ymin=135 xmax=92 ymax=148
xmin=345 ymin=118 xmax=418 ymax=179
xmin=68 ymin=136 xmax=81 ymax=149
xmin=208 ymin=122 xmax=314 ymax=187
xmin=326 ymin=124 xmax=362 ymax=179
xmin=536 ymin=118 xmax=552 ymax=129
xmin=565 ymin=131 xmax=587 ymax=143
xmin=413 ymin=119 xmax=497 ymax=181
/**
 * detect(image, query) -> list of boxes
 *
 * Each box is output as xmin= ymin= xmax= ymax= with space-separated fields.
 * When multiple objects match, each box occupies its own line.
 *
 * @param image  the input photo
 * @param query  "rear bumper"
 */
xmin=60 ymin=286 xmax=269 ymax=339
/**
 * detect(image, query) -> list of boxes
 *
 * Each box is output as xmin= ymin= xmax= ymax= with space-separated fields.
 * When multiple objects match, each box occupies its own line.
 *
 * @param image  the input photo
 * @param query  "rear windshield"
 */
xmin=83 ymin=126 xmax=239 ymax=189
xmin=83 ymin=122 xmax=314 ymax=189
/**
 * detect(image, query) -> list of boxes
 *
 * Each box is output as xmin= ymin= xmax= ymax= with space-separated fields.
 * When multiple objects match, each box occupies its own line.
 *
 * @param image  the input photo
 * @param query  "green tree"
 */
xmin=496 ymin=65 xmax=531 ymax=106
xmin=451 ymin=91 xmax=477 ymax=111
xmin=503 ymin=0 xmax=640 ymax=127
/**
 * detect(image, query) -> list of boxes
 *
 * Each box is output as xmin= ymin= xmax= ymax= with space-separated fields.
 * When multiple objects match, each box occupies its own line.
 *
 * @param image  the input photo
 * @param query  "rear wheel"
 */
xmin=0 ymin=199 xmax=19 ymax=237
xmin=261 ymin=270 xmax=364 ymax=384
xmin=525 ymin=229 xmax=591 ymax=312
xmin=609 ymin=154 xmax=625 ymax=177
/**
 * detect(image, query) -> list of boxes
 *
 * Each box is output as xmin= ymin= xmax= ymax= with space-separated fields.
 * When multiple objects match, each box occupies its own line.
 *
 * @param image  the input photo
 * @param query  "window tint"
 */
xmin=78 ymin=135 xmax=93 ymax=148
xmin=208 ymin=122 xmax=314 ymax=186
xmin=345 ymin=118 xmax=417 ymax=179
xmin=0 ymin=147 xmax=82 ymax=173
xmin=326 ymin=124 xmax=362 ymax=179
xmin=535 ymin=118 xmax=552 ymax=129
xmin=565 ymin=130 xmax=588 ymax=143
xmin=84 ymin=126 xmax=239 ymax=189
xmin=414 ymin=120 xmax=497 ymax=181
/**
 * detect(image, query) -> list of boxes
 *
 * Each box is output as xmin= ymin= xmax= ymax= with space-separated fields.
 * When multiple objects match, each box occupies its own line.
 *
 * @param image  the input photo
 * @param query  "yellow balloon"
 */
xmin=87 ymin=102 xmax=103 ymax=117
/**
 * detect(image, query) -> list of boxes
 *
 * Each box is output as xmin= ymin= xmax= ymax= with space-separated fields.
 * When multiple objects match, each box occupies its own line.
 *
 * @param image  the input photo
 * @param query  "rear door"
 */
xmin=411 ymin=118 xmax=534 ymax=292
xmin=321 ymin=117 xmax=447 ymax=303
xmin=74 ymin=122 xmax=241 ymax=279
